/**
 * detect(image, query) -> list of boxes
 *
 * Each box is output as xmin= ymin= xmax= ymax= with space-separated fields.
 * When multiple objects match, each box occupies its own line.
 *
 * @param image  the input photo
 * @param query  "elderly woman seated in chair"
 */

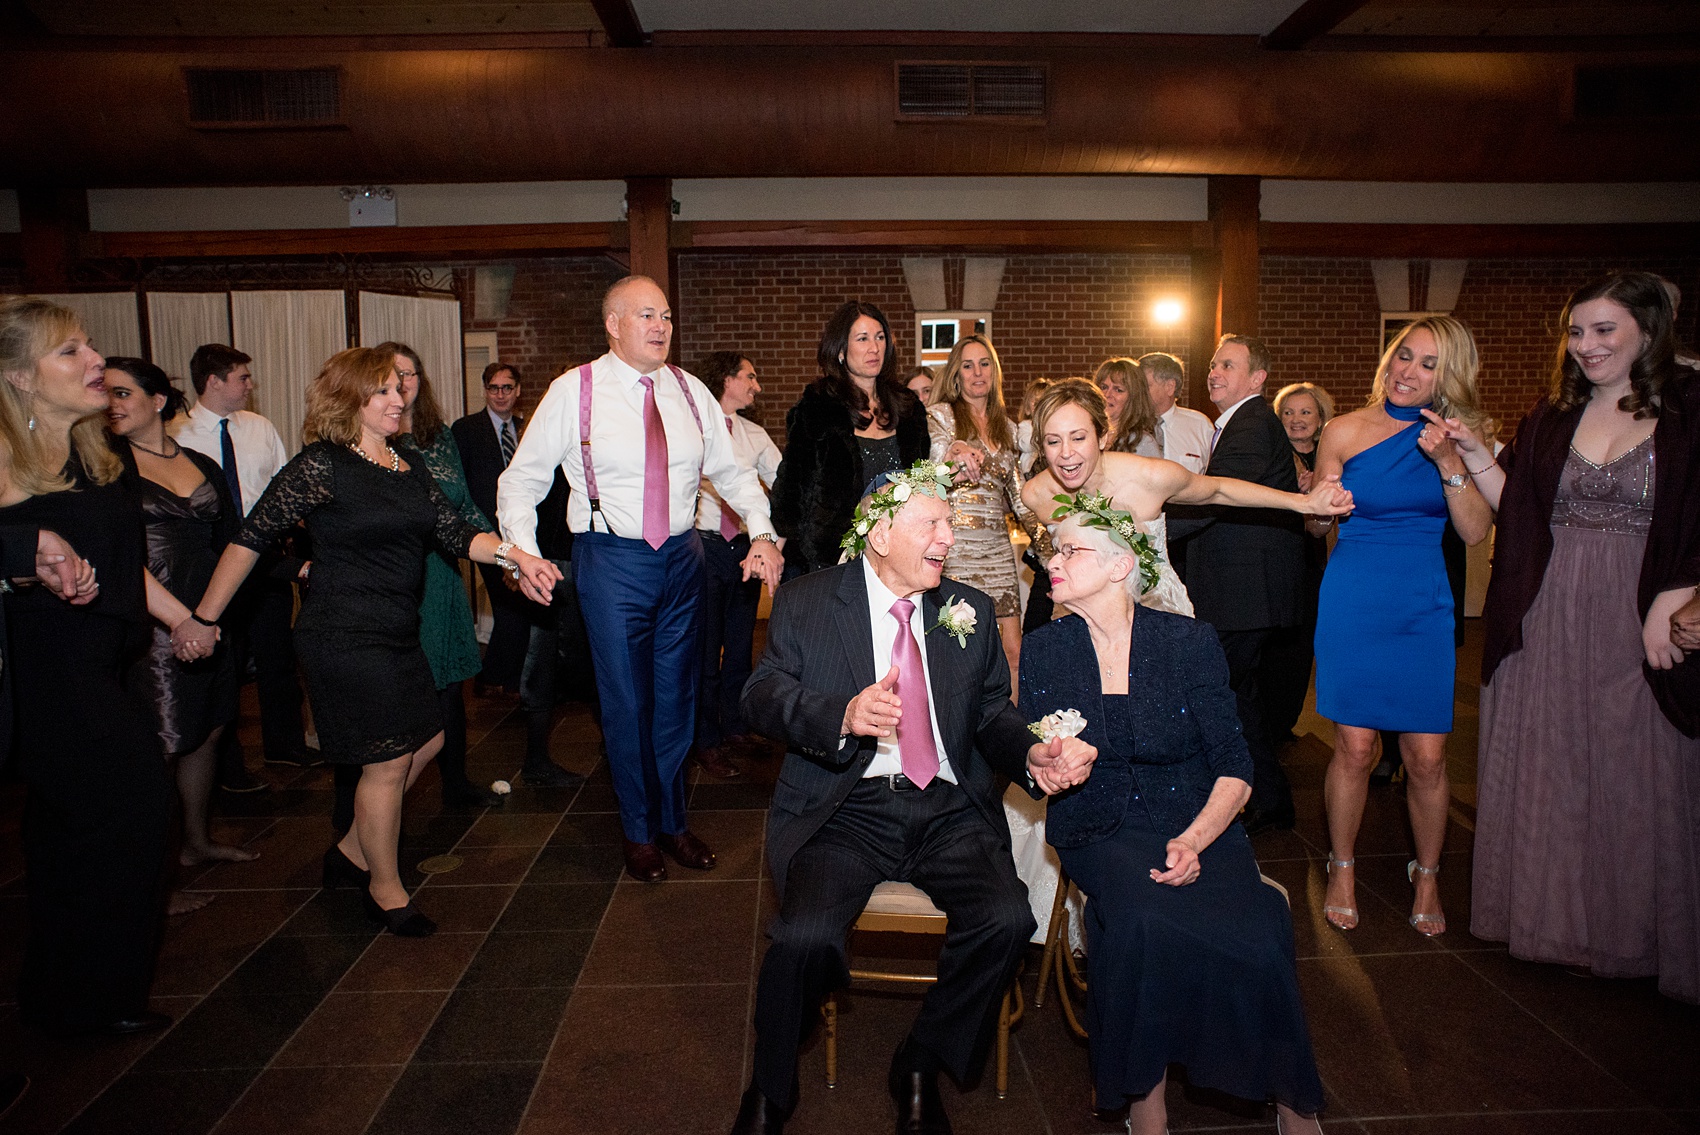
xmin=1018 ymin=494 xmax=1325 ymax=1135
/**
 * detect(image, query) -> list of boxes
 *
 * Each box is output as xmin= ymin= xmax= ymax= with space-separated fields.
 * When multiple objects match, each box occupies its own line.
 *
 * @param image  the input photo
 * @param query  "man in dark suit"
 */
xmin=731 ymin=466 xmax=1095 ymax=1135
xmin=1167 ymin=334 xmax=1305 ymax=834
xmin=452 ymin=361 xmax=529 ymax=693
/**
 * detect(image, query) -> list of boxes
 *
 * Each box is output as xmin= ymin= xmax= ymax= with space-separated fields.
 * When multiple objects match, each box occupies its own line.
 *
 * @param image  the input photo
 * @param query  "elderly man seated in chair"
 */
xmin=733 ymin=459 xmax=1097 ymax=1135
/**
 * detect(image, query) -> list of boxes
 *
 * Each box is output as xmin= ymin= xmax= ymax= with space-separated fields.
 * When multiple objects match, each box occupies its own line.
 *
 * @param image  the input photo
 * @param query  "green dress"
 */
xmin=400 ymin=428 xmax=492 ymax=690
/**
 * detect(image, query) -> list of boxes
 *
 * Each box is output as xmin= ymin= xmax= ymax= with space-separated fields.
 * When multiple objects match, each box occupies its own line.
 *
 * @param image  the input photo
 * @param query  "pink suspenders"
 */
xmin=577 ymin=361 xmax=704 ymax=534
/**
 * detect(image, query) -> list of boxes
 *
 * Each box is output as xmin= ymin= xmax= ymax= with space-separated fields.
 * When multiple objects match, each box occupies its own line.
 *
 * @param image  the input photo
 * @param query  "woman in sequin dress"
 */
xmin=1432 ymin=273 xmax=1700 ymax=1003
xmin=926 ymin=334 xmax=1040 ymax=686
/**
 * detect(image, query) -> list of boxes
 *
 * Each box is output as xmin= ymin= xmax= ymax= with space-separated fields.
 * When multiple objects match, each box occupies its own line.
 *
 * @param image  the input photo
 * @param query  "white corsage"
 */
xmin=930 ymin=595 xmax=978 ymax=648
xmin=491 ymin=780 xmax=512 ymax=795
xmin=1028 ymin=708 xmax=1088 ymax=742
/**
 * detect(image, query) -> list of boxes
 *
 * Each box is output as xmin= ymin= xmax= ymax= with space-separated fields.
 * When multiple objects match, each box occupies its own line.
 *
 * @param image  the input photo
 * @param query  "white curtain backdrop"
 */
xmin=358 ymin=291 xmax=465 ymax=421
xmin=146 ymin=292 xmax=230 ymax=402
xmin=231 ymin=290 xmax=347 ymax=455
xmin=38 ymin=293 xmax=143 ymax=359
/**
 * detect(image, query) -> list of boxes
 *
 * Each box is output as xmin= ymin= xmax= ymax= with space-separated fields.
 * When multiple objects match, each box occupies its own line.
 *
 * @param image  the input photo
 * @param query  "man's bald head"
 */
xmin=603 ymin=275 xmax=673 ymax=373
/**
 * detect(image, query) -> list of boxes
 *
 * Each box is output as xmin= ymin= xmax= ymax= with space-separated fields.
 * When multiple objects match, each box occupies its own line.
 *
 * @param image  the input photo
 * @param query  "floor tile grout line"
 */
xmin=511 ymin=752 xmax=629 ymax=1135
xmin=1008 ymin=1028 xmax=1056 ymax=1135
xmin=1446 ymin=946 xmax=1667 ymax=1115
xmin=354 ymin=728 xmax=573 ymax=1135
xmin=58 ymin=885 xmax=326 ymax=1135
xmin=737 ymin=816 xmax=767 ymax=1101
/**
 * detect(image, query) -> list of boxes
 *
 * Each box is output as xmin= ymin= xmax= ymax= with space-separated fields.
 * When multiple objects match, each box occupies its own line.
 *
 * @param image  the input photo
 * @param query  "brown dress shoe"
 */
xmin=694 ymin=745 xmax=742 ymax=779
xmin=657 ymin=829 xmax=717 ymax=870
xmin=622 ymin=840 xmax=668 ymax=883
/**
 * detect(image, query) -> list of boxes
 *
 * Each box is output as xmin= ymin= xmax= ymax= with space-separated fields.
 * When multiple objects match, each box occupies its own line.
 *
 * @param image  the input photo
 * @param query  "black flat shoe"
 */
xmin=362 ymin=887 xmax=436 ymax=937
xmin=322 ymin=845 xmax=371 ymax=890
xmin=729 ymin=1084 xmax=787 ymax=1134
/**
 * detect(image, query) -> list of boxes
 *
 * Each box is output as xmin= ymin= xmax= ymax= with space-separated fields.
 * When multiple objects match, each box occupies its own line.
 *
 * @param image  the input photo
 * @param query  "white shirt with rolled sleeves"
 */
xmin=696 ymin=413 xmax=781 ymax=534
xmin=1159 ymin=404 xmax=1215 ymax=474
xmin=170 ymin=402 xmax=290 ymax=518
xmin=496 ymin=351 xmax=777 ymax=556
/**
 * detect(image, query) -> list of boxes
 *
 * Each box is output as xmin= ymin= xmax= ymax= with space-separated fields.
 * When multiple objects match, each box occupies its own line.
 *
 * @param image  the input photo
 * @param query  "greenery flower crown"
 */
xmin=840 ymin=458 xmax=957 ymax=559
xmin=1048 ymin=491 xmax=1162 ymax=595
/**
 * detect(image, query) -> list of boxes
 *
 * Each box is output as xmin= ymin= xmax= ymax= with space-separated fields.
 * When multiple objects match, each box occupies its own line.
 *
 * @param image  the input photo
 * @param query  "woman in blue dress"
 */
xmin=1311 ymin=315 xmax=1493 ymax=937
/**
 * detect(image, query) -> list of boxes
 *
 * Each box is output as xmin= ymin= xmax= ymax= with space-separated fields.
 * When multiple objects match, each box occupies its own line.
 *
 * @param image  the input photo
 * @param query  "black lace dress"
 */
xmin=232 ymin=441 xmax=482 ymax=765
xmin=121 ymin=443 xmax=240 ymax=755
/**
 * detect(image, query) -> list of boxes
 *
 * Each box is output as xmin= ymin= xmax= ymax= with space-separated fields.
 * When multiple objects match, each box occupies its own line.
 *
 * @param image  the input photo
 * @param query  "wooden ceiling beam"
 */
xmin=1260 ymin=0 xmax=1373 ymax=50
xmin=590 ymin=0 xmax=646 ymax=48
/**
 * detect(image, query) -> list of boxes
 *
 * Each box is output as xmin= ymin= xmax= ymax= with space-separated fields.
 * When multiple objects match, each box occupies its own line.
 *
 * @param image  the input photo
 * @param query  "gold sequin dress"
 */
xmin=927 ymin=405 xmax=1042 ymax=619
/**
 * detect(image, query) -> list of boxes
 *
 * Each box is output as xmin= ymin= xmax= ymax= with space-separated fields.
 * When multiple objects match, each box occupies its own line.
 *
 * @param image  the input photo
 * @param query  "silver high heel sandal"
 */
xmin=1407 ymin=859 xmax=1446 ymax=936
xmin=1324 ymin=856 xmax=1357 ymax=931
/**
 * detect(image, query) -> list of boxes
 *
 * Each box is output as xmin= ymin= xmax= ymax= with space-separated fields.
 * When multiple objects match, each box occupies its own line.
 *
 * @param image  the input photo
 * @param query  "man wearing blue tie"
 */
xmin=497 ymin=276 xmax=783 ymax=882
xmin=173 ymin=343 xmax=314 ymax=786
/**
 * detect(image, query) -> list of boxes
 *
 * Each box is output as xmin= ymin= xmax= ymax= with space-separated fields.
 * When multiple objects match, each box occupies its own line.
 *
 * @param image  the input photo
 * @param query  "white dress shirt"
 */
xmin=485 ymin=406 xmax=518 ymax=443
xmin=497 ymin=351 xmax=776 ymax=555
xmin=1206 ymin=393 xmax=1261 ymax=456
xmin=1159 ymin=404 xmax=1215 ymax=473
xmin=858 ymin=557 xmax=956 ymax=784
xmin=170 ymin=402 xmax=290 ymax=517
xmin=696 ymin=411 xmax=782 ymax=533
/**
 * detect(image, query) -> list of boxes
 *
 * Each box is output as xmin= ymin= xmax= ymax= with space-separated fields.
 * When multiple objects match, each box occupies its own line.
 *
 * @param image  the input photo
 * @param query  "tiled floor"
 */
xmin=2 ymin=627 xmax=1698 ymax=1135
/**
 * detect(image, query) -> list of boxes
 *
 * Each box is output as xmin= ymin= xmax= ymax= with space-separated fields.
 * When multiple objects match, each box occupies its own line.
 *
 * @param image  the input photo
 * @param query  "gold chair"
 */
xmin=1032 ymin=864 xmax=1293 ymax=1041
xmin=823 ymin=881 xmax=1025 ymax=1098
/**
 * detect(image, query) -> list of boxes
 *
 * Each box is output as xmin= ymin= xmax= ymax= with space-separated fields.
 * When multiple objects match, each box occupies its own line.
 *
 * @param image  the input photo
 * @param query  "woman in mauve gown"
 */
xmin=1431 ymin=271 xmax=1700 ymax=1004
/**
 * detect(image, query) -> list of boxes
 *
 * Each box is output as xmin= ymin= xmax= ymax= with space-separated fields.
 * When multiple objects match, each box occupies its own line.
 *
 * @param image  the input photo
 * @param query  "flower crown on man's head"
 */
xmin=839 ymin=458 xmax=957 ymax=559
xmin=1048 ymin=491 xmax=1161 ymax=595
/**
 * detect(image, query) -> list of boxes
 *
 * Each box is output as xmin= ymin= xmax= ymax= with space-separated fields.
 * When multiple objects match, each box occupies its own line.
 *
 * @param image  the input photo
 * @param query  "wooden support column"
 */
xmin=1209 ymin=176 xmax=1261 ymax=340
xmin=18 ymin=187 xmax=90 ymax=292
xmin=624 ymin=177 xmax=673 ymax=295
xmin=1187 ymin=249 xmax=1221 ymax=412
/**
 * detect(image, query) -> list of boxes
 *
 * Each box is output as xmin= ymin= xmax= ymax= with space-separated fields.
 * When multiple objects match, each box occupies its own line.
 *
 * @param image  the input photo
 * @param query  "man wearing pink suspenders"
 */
xmin=497 ymin=276 xmax=783 ymax=881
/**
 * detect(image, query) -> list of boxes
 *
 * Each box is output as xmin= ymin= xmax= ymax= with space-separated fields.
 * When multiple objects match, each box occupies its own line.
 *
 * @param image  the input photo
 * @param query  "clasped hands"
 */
xmin=739 ymin=539 xmax=782 ymax=592
xmin=1300 ymin=474 xmax=1353 ymax=517
xmin=169 ymin=615 xmax=220 ymax=662
xmin=841 ymin=665 xmax=1097 ymax=795
xmin=942 ymin=441 xmax=984 ymax=485
xmin=33 ymin=529 xmax=99 ymax=605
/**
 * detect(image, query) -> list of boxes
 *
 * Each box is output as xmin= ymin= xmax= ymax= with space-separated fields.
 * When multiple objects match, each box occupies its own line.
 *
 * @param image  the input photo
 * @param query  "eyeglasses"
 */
xmin=486 ymin=383 xmax=517 ymax=394
xmin=395 ymin=369 xmax=418 ymax=379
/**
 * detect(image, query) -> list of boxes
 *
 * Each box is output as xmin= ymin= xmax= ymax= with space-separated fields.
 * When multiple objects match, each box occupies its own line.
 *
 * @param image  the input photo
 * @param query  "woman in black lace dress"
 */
xmin=105 ymin=358 xmax=252 ymax=913
xmin=181 ymin=347 xmax=561 ymax=937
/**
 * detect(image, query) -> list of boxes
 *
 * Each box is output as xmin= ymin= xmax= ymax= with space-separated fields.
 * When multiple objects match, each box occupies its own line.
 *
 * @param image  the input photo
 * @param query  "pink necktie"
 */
xmin=719 ymin=416 xmax=740 ymax=540
xmin=639 ymin=374 xmax=669 ymax=550
xmin=889 ymin=599 xmax=940 ymax=789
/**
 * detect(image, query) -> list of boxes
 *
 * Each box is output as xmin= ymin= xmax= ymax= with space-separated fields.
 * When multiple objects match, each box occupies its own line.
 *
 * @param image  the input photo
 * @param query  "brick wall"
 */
xmin=1261 ymin=255 xmax=1700 ymax=439
xmin=675 ymin=251 xmax=1196 ymax=441
xmin=460 ymin=256 xmax=624 ymax=418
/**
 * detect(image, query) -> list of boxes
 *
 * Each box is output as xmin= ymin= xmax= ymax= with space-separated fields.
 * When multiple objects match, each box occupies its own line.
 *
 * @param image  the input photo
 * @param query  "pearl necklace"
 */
xmin=350 ymin=443 xmax=400 ymax=471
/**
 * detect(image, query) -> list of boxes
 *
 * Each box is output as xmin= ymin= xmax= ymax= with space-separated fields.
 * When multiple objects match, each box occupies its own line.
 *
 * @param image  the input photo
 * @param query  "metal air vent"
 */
xmin=896 ymin=62 xmax=1046 ymax=122
xmin=186 ymin=68 xmax=342 ymax=127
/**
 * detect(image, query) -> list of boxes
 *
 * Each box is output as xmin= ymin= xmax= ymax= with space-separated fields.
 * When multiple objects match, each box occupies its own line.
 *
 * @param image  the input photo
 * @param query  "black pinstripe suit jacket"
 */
xmin=741 ymin=559 xmax=1041 ymax=900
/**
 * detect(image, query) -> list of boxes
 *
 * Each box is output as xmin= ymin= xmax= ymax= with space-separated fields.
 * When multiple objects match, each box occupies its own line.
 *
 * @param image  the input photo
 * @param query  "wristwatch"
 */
xmin=1442 ymin=472 xmax=1467 ymax=489
xmin=750 ymin=532 xmax=779 ymax=547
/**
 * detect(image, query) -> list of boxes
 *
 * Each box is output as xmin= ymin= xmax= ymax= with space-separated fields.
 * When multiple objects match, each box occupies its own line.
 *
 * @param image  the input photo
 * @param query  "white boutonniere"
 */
xmin=930 ymin=595 xmax=978 ymax=648
xmin=1028 ymin=708 xmax=1088 ymax=742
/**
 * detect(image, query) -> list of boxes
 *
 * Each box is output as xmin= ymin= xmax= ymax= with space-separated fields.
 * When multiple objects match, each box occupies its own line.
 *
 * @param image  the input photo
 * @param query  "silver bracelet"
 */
xmin=1463 ymin=460 xmax=1495 ymax=476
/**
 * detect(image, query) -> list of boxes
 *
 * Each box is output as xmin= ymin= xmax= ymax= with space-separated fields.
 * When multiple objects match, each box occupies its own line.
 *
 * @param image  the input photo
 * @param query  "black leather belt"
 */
xmin=882 ymin=773 xmax=923 ymax=792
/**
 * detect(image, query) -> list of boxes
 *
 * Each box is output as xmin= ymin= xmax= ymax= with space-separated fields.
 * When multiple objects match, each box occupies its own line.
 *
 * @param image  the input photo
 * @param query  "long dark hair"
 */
xmin=813 ymin=300 xmax=912 ymax=430
xmin=375 ymin=340 xmax=446 ymax=445
xmin=1551 ymin=271 xmax=1676 ymax=419
xmin=104 ymin=356 xmax=188 ymax=422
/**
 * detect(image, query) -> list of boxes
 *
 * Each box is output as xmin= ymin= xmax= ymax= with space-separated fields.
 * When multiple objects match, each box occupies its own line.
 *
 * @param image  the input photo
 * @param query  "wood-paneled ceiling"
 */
xmin=17 ymin=1 xmax=605 ymax=37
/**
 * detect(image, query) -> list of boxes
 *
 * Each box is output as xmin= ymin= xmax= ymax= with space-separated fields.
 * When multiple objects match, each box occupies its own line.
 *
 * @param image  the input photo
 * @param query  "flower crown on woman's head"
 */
xmin=839 ymin=458 xmax=957 ymax=559
xmin=1048 ymin=490 xmax=1162 ymax=595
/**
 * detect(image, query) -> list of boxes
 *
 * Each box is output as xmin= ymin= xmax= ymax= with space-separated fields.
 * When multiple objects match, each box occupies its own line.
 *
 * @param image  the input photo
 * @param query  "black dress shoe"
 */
xmin=362 ymin=888 xmax=437 ymax=937
xmin=105 ymin=1012 xmax=172 ymax=1036
xmin=1241 ymin=806 xmax=1296 ymax=836
xmin=693 ymin=744 xmax=742 ymax=779
xmin=622 ymin=840 xmax=668 ymax=883
xmin=322 ymin=845 xmax=371 ymax=890
xmin=521 ymin=761 xmax=587 ymax=788
xmin=728 ymin=1085 xmax=786 ymax=1134
xmin=888 ymin=1068 xmax=951 ymax=1134
xmin=442 ymin=780 xmax=504 ymax=808
xmin=657 ymin=829 xmax=717 ymax=871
